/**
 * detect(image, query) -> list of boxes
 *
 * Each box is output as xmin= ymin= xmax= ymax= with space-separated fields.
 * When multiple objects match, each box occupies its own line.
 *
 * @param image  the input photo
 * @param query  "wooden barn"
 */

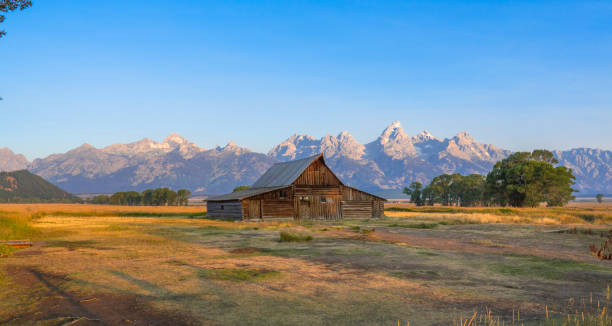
xmin=206 ymin=154 xmax=386 ymax=220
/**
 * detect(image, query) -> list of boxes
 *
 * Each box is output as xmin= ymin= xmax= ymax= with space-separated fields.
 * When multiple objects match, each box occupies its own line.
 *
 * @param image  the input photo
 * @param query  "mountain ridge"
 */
xmin=0 ymin=170 xmax=80 ymax=203
xmin=1 ymin=122 xmax=611 ymax=195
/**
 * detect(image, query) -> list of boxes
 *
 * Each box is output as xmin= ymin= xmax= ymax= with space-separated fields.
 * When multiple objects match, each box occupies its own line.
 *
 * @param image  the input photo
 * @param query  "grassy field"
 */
xmin=1 ymin=204 xmax=612 ymax=325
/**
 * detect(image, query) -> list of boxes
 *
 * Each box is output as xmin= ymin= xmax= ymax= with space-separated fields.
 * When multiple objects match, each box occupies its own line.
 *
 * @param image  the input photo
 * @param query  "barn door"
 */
xmin=249 ymin=200 xmax=262 ymax=219
xmin=299 ymin=197 xmax=310 ymax=219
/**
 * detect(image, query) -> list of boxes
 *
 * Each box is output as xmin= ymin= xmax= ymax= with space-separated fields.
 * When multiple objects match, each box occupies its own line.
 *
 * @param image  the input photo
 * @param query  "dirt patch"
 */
xmin=12 ymin=249 xmax=42 ymax=257
xmin=229 ymin=247 xmax=260 ymax=254
xmin=1 ymin=265 xmax=202 ymax=326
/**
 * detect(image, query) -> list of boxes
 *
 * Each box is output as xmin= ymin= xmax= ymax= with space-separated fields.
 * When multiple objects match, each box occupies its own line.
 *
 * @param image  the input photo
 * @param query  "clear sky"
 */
xmin=1 ymin=0 xmax=611 ymax=160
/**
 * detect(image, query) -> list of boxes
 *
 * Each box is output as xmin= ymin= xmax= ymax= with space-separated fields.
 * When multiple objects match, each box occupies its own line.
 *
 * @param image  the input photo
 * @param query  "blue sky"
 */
xmin=1 ymin=0 xmax=611 ymax=160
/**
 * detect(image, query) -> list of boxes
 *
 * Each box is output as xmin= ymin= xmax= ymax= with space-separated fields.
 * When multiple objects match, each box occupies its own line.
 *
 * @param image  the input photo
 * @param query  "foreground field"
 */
xmin=1 ymin=204 xmax=612 ymax=325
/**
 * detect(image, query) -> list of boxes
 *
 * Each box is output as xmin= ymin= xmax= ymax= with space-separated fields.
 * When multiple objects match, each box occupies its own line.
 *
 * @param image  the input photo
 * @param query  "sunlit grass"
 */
xmin=385 ymin=205 xmax=612 ymax=224
xmin=0 ymin=212 xmax=39 ymax=241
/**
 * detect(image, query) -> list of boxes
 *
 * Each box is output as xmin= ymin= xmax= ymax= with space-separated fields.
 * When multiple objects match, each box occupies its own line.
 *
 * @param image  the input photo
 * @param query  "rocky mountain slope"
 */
xmin=0 ymin=148 xmax=29 ymax=171
xmin=1 ymin=123 xmax=610 ymax=195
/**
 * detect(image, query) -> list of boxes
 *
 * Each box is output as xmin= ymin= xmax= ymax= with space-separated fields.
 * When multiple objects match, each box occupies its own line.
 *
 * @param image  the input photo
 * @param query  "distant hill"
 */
xmin=0 ymin=123 xmax=611 ymax=196
xmin=0 ymin=170 xmax=81 ymax=203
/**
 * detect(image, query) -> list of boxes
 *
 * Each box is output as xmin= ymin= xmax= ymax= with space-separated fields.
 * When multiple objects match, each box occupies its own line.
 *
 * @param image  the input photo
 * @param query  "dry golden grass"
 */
xmin=384 ymin=211 xmax=573 ymax=225
xmin=0 ymin=203 xmax=206 ymax=215
xmin=385 ymin=204 xmax=612 ymax=225
xmin=567 ymin=201 xmax=612 ymax=209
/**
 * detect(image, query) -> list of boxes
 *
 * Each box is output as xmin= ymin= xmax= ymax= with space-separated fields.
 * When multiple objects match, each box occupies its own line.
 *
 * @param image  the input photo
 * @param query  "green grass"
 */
xmin=199 ymin=268 xmax=280 ymax=282
xmin=0 ymin=215 xmax=38 ymax=241
xmin=0 ymin=245 xmax=16 ymax=258
xmin=490 ymin=253 xmax=606 ymax=280
xmin=279 ymin=230 xmax=313 ymax=242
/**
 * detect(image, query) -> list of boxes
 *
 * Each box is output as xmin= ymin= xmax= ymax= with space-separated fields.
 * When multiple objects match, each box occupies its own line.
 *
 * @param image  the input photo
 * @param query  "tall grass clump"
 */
xmin=450 ymin=286 xmax=612 ymax=325
xmin=0 ymin=212 xmax=39 ymax=241
xmin=279 ymin=230 xmax=313 ymax=242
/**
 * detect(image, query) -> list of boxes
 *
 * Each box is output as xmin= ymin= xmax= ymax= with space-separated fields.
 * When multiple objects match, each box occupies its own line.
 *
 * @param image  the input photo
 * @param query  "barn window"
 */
xmin=279 ymin=190 xmax=287 ymax=199
xmin=320 ymin=197 xmax=326 ymax=203
xmin=221 ymin=205 xmax=224 ymax=210
xmin=327 ymin=198 xmax=333 ymax=204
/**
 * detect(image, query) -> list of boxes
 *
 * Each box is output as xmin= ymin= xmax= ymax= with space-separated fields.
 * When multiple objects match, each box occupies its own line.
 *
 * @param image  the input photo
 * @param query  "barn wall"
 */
xmin=246 ymin=187 xmax=294 ymax=219
xmin=249 ymin=187 xmax=293 ymax=200
xmin=342 ymin=186 xmax=377 ymax=201
xmin=263 ymin=200 xmax=294 ymax=218
xmin=340 ymin=186 xmax=386 ymax=218
xmin=372 ymin=200 xmax=384 ymax=218
xmin=341 ymin=200 xmax=373 ymax=218
xmin=206 ymin=200 xmax=243 ymax=219
xmin=295 ymin=194 xmax=342 ymax=220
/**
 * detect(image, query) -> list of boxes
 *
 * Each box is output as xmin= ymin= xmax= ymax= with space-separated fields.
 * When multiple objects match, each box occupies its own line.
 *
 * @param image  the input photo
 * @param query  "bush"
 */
xmin=279 ymin=230 xmax=313 ymax=242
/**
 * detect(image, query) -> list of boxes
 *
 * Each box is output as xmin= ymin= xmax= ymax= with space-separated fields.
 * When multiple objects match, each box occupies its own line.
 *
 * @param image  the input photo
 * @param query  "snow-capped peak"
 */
xmin=101 ymin=133 xmax=204 ymax=159
xmin=370 ymin=121 xmax=417 ymax=159
xmin=413 ymin=130 xmax=440 ymax=143
xmin=454 ymin=131 xmax=475 ymax=143
xmin=338 ymin=130 xmax=352 ymax=139
xmin=163 ymin=132 xmax=189 ymax=145
xmin=379 ymin=121 xmax=407 ymax=144
xmin=215 ymin=141 xmax=250 ymax=155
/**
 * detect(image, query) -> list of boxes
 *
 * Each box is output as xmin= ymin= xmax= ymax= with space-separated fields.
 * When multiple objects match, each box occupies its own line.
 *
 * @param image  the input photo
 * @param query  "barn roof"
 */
xmin=251 ymin=154 xmax=337 ymax=188
xmin=206 ymin=186 xmax=288 ymax=201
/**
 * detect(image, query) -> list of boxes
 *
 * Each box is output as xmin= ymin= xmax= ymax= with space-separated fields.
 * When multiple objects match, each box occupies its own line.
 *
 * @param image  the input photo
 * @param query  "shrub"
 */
xmin=279 ymin=230 xmax=313 ymax=242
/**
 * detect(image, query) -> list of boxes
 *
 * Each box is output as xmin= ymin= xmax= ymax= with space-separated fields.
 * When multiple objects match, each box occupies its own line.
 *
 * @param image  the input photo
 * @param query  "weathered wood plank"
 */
xmin=207 ymin=200 xmax=243 ymax=219
xmin=0 ymin=240 xmax=33 ymax=248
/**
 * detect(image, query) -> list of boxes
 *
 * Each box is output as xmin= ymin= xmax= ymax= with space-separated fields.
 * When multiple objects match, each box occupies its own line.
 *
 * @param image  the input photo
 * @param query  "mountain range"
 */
xmin=1 ymin=122 xmax=611 ymax=196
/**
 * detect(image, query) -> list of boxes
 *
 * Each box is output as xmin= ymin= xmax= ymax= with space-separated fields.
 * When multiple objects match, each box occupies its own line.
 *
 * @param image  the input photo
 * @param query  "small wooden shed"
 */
xmin=206 ymin=154 xmax=386 ymax=220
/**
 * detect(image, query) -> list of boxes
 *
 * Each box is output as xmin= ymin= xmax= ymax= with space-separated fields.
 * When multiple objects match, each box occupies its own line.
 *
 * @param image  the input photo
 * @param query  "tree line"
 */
xmin=89 ymin=188 xmax=191 ymax=206
xmin=404 ymin=150 xmax=577 ymax=207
